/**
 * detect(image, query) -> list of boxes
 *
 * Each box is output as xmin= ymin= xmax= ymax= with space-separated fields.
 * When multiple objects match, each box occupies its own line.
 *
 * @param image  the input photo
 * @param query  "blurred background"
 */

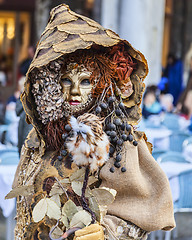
xmin=0 ymin=0 xmax=192 ymax=96
xmin=1 ymin=0 xmax=192 ymax=239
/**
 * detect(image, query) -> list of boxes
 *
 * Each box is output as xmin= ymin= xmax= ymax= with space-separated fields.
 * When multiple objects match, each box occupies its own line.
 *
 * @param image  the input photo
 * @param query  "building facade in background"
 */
xmin=0 ymin=0 xmax=192 ymax=100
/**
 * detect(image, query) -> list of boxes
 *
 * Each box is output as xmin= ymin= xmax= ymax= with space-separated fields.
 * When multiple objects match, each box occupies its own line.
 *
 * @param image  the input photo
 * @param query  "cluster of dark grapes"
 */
xmin=95 ymin=96 xmax=138 ymax=173
xmin=56 ymin=124 xmax=72 ymax=163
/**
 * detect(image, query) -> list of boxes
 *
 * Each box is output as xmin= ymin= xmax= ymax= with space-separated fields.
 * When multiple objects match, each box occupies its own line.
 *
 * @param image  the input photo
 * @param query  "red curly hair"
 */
xmin=62 ymin=43 xmax=137 ymax=97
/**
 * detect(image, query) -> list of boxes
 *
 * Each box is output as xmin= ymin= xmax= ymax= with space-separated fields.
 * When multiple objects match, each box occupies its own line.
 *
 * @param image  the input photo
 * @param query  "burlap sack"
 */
xmin=100 ymin=138 xmax=175 ymax=232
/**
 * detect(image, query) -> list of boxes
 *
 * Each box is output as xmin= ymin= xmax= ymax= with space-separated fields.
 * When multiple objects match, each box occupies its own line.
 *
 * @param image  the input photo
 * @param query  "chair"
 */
xmin=144 ymin=118 xmax=161 ymax=129
xmin=0 ymin=125 xmax=9 ymax=144
xmin=0 ymin=147 xmax=18 ymax=156
xmin=169 ymin=132 xmax=191 ymax=152
xmin=0 ymin=151 xmax=19 ymax=165
xmin=182 ymin=136 xmax=192 ymax=163
xmin=157 ymin=151 xmax=189 ymax=164
xmin=183 ymin=136 xmax=192 ymax=149
xmin=161 ymin=113 xmax=180 ymax=130
xmin=152 ymin=149 xmax=167 ymax=160
xmin=164 ymin=169 xmax=192 ymax=240
xmin=175 ymin=169 xmax=192 ymax=210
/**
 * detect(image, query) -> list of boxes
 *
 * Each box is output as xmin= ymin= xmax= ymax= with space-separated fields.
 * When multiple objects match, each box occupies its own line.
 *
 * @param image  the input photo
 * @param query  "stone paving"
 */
xmin=0 ymin=208 xmax=6 ymax=240
xmin=174 ymin=212 xmax=192 ymax=239
xmin=149 ymin=212 xmax=192 ymax=240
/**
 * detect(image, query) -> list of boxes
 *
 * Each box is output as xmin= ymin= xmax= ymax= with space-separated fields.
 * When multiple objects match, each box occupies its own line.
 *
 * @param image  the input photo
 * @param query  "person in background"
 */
xmin=0 ymin=100 xmax=5 ymax=124
xmin=0 ymin=66 xmax=7 ymax=87
xmin=4 ymin=101 xmax=19 ymax=146
xmin=142 ymin=87 xmax=162 ymax=119
xmin=6 ymin=89 xmax=20 ymax=104
xmin=19 ymin=46 xmax=35 ymax=76
xmin=0 ymin=55 xmax=7 ymax=87
xmin=15 ymin=47 xmax=35 ymax=153
xmin=177 ymin=57 xmax=192 ymax=119
xmin=16 ymin=77 xmax=33 ymax=155
xmin=184 ymin=90 xmax=192 ymax=132
xmin=4 ymin=77 xmax=26 ymax=146
xmin=159 ymin=94 xmax=174 ymax=113
xmin=164 ymin=53 xmax=183 ymax=106
xmin=158 ymin=69 xmax=169 ymax=94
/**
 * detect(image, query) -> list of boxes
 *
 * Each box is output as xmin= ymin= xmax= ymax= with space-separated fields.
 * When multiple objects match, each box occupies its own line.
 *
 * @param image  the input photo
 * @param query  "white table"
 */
xmin=160 ymin=161 xmax=192 ymax=202
xmin=0 ymin=164 xmax=17 ymax=240
xmin=145 ymin=128 xmax=172 ymax=150
xmin=0 ymin=165 xmax=17 ymax=217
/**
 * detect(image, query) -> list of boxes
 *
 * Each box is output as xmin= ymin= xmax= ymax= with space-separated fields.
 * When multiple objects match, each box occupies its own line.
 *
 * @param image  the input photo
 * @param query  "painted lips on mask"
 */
xmin=69 ymin=100 xmax=81 ymax=105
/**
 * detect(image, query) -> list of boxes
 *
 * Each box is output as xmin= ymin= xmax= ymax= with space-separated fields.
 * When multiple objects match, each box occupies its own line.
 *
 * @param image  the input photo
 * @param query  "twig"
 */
xmin=54 ymin=177 xmax=69 ymax=200
xmin=81 ymin=166 xmax=96 ymax=223
xmin=49 ymin=219 xmax=81 ymax=240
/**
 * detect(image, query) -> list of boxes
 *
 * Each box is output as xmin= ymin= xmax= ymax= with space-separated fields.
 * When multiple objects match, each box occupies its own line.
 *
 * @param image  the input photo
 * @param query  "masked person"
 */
xmin=8 ymin=4 xmax=175 ymax=240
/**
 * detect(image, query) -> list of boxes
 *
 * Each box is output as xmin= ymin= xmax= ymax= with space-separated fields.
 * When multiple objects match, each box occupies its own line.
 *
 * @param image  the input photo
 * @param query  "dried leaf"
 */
xmin=71 ymin=181 xmax=91 ymax=197
xmin=88 ymin=195 xmax=100 ymax=222
xmin=77 ymin=206 xmax=83 ymax=211
xmin=88 ymin=176 xmax=98 ymax=186
xmin=53 ymin=36 xmax=92 ymax=55
xmin=46 ymin=198 xmax=61 ymax=220
xmin=5 ymin=185 xmax=34 ymax=199
xmin=60 ymin=178 xmax=70 ymax=184
xmin=62 ymin=199 xmax=78 ymax=221
xmin=70 ymin=210 xmax=92 ymax=228
xmin=46 ymin=11 xmax=78 ymax=30
xmin=91 ymin=188 xmax=115 ymax=206
xmin=99 ymin=205 xmax=108 ymax=222
xmin=100 ymin=187 xmax=117 ymax=198
xmin=51 ymin=226 xmax=64 ymax=239
xmin=32 ymin=198 xmax=47 ymax=222
xmin=69 ymin=168 xmax=85 ymax=182
xmin=49 ymin=184 xmax=63 ymax=196
xmin=57 ymin=20 xmax=98 ymax=34
xmin=50 ymin=194 xmax=61 ymax=207
xmin=38 ymin=31 xmax=68 ymax=49
xmin=61 ymin=214 xmax=69 ymax=228
xmin=79 ymin=31 xmax=119 ymax=47
xmin=50 ymin=180 xmax=69 ymax=196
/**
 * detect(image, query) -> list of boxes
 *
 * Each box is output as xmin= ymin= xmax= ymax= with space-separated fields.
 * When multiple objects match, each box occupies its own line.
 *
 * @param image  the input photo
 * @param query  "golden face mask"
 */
xmin=61 ymin=64 xmax=93 ymax=105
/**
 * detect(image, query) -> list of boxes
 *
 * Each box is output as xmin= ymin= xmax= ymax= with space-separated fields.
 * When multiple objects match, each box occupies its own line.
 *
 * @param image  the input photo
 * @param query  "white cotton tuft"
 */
xmin=70 ymin=116 xmax=94 ymax=138
xmin=66 ymin=114 xmax=110 ymax=173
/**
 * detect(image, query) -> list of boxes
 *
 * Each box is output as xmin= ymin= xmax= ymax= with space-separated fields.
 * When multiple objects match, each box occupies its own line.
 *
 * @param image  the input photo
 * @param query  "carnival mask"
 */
xmin=61 ymin=64 xmax=92 ymax=105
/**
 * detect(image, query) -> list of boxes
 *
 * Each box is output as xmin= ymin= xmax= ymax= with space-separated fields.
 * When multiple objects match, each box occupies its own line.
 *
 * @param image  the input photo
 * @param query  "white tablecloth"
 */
xmin=0 ymin=165 xmax=17 ymax=217
xmin=145 ymin=128 xmax=172 ymax=150
xmin=160 ymin=162 xmax=192 ymax=202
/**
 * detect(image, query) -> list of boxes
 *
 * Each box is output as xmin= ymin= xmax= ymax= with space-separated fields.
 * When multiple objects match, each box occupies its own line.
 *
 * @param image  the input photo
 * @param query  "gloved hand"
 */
xmin=73 ymin=223 xmax=104 ymax=240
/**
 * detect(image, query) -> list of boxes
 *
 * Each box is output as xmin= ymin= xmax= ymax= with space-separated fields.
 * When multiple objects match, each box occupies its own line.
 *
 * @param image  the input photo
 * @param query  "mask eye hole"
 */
xmin=61 ymin=78 xmax=72 ymax=86
xmin=80 ymin=79 xmax=91 ymax=86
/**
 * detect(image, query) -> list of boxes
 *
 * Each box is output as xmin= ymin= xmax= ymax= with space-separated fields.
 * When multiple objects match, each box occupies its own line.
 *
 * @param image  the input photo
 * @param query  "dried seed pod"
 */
xmin=127 ymin=134 xmax=133 ymax=142
xmin=114 ymin=161 xmax=121 ymax=168
xmin=115 ymin=109 xmax=121 ymax=116
xmin=114 ymin=118 xmax=122 ymax=126
xmin=121 ymin=167 xmax=126 ymax=172
xmin=100 ymin=102 xmax=108 ymax=110
xmin=116 ymin=154 xmax=122 ymax=162
xmin=110 ymin=131 xmax=117 ymax=138
xmin=96 ymin=106 xmax=102 ymax=114
xmin=122 ymin=134 xmax=128 ymax=141
xmin=108 ymin=96 xmax=116 ymax=104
